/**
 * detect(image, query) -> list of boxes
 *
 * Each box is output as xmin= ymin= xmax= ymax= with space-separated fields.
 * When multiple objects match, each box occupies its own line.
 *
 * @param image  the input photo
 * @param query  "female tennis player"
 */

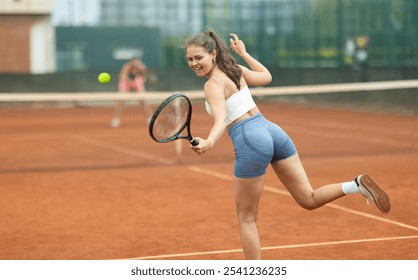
xmin=183 ymin=29 xmax=391 ymax=260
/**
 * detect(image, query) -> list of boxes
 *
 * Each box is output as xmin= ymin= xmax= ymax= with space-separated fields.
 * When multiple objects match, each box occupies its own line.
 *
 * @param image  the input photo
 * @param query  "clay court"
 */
xmin=0 ymin=88 xmax=417 ymax=260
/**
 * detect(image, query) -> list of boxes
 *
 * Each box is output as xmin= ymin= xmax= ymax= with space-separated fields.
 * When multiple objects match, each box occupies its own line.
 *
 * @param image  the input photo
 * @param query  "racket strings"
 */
xmin=152 ymin=97 xmax=189 ymax=140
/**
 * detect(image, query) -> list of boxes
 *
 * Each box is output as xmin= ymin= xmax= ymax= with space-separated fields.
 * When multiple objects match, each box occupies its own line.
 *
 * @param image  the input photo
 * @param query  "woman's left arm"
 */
xmin=230 ymin=33 xmax=272 ymax=86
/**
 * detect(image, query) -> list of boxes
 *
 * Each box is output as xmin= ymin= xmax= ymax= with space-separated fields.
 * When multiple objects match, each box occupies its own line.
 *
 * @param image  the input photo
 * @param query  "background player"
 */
xmin=111 ymin=57 xmax=147 ymax=127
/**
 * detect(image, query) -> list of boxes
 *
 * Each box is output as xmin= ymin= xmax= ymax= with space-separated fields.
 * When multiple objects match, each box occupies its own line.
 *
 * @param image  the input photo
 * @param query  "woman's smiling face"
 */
xmin=186 ymin=45 xmax=216 ymax=78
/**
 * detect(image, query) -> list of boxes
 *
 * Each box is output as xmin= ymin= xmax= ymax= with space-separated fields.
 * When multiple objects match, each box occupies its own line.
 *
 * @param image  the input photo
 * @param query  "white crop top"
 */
xmin=205 ymin=85 xmax=256 ymax=125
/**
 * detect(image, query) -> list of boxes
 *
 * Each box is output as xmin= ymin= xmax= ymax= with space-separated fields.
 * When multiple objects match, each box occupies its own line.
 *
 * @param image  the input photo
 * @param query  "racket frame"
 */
xmin=149 ymin=93 xmax=198 ymax=145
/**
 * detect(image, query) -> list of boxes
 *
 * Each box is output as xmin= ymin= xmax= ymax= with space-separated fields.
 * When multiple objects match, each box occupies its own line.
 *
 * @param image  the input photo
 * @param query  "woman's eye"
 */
xmin=186 ymin=56 xmax=203 ymax=62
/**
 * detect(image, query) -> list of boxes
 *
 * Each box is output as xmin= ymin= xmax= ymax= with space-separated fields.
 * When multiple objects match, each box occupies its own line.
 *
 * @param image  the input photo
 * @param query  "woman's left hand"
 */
xmin=230 ymin=33 xmax=247 ymax=57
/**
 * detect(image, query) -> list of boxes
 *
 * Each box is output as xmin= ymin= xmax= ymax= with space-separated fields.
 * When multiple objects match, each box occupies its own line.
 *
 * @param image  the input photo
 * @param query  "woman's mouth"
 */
xmin=193 ymin=66 xmax=204 ymax=75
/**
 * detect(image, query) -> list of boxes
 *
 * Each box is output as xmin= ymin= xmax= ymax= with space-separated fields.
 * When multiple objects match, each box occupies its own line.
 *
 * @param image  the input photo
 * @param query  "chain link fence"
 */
xmin=56 ymin=0 xmax=418 ymax=70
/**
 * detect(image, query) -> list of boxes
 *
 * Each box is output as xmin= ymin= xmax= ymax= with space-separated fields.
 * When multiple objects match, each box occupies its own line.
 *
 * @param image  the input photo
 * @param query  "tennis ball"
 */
xmin=98 ymin=72 xmax=111 ymax=84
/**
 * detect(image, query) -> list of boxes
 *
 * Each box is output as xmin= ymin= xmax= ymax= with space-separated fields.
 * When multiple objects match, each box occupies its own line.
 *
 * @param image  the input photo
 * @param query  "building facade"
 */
xmin=0 ymin=0 xmax=55 ymax=73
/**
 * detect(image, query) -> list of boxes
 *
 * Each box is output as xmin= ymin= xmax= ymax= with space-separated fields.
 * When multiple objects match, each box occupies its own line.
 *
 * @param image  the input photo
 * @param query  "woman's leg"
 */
xmin=271 ymin=154 xmax=345 ymax=210
xmin=233 ymin=175 xmax=265 ymax=260
xmin=111 ymin=81 xmax=129 ymax=127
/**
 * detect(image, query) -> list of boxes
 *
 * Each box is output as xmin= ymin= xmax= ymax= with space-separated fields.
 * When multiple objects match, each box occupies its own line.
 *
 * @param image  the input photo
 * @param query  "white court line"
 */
xmin=121 ymin=235 xmax=418 ymax=260
xmin=189 ymin=166 xmax=418 ymax=232
xmin=74 ymin=136 xmax=418 ymax=259
xmin=284 ymin=120 xmax=418 ymax=138
xmin=120 ymin=166 xmax=417 ymax=260
xmin=287 ymin=126 xmax=418 ymax=149
xmin=72 ymin=135 xmax=177 ymax=165
xmin=72 ymin=135 xmax=417 ymax=232
xmin=265 ymin=184 xmax=418 ymax=232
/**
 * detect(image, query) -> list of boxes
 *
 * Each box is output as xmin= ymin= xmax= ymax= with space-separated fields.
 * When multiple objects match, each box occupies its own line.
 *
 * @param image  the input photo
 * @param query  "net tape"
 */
xmin=1 ymin=80 xmax=418 ymax=102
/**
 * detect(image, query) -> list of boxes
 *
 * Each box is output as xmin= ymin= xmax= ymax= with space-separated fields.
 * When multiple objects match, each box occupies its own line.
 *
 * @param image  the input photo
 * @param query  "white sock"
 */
xmin=342 ymin=181 xmax=359 ymax=195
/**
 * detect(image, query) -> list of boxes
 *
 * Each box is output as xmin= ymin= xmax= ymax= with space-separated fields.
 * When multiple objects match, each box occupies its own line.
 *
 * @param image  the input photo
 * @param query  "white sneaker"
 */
xmin=110 ymin=118 xmax=120 ymax=128
xmin=355 ymin=174 xmax=391 ymax=214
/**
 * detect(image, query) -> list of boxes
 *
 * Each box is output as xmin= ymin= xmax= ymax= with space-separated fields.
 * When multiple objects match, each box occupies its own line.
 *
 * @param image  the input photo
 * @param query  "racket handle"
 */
xmin=190 ymin=138 xmax=199 ymax=146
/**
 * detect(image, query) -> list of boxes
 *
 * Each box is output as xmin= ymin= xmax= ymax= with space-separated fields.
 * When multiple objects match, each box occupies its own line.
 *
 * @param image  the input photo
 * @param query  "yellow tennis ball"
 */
xmin=98 ymin=72 xmax=111 ymax=84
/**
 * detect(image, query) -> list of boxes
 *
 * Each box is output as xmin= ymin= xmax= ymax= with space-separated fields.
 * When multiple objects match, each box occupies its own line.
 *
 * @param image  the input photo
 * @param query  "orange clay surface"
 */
xmin=0 ymin=101 xmax=417 ymax=260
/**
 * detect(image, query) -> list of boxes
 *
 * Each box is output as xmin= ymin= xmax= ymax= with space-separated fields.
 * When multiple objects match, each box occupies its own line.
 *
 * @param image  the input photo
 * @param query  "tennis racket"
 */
xmin=149 ymin=93 xmax=199 ymax=146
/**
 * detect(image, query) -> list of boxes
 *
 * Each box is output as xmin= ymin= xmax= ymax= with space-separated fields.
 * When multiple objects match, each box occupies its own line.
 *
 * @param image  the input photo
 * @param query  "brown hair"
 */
xmin=183 ymin=29 xmax=243 ymax=89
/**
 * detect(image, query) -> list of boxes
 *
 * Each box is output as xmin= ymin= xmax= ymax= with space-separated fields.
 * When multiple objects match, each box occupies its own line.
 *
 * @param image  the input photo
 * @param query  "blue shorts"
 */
xmin=227 ymin=113 xmax=297 ymax=178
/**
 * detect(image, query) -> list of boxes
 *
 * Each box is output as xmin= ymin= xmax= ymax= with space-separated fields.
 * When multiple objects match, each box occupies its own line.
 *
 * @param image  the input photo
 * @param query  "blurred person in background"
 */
xmin=354 ymin=35 xmax=370 ymax=81
xmin=111 ymin=57 xmax=148 ymax=127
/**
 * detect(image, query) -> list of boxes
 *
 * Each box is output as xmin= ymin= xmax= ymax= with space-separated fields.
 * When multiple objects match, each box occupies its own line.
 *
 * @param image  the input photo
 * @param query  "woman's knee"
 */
xmin=236 ymin=206 xmax=259 ymax=223
xmin=298 ymin=201 xmax=317 ymax=210
xmin=288 ymin=190 xmax=317 ymax=210
xmin=295 ymin=196 xmax=320 ymax=210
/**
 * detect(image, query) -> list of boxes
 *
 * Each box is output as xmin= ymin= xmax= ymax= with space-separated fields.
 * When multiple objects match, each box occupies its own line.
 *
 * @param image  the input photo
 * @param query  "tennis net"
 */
xmin=1 ymin=80 xmax=417 ymax=173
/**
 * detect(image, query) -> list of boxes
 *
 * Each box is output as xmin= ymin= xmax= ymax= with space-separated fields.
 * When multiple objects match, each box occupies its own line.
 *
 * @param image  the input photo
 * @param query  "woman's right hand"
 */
xmin=190 ymin=137 xmax=214 ymax=155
